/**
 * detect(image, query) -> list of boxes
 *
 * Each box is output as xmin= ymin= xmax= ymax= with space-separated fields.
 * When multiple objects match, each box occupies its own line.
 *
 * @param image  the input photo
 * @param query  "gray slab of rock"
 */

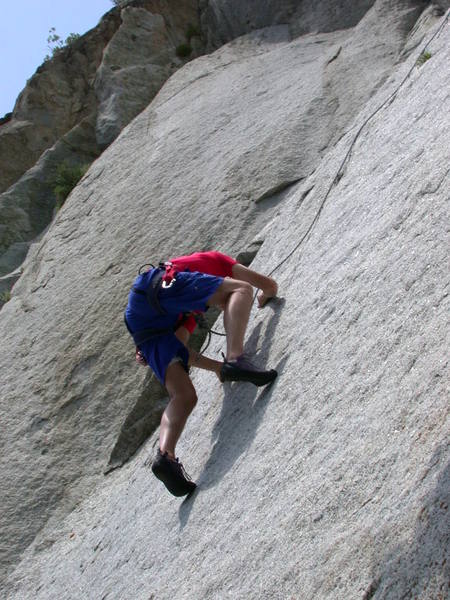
xmin=435 ymin=0 xmax=450 ymax=11
xmin=0 ymin=242 xmax=29 ymax=277
xmin=402 ymin=3 xmax=448 ymax=56
xmin=5 ymin=16 xmax=450 ymax=597
xmin=0 ymin=0 xmax=444 ymax=592
xmin=0 ymin=0 xmax=201 ymax=192
xmin=0 ymin=1 xmax=201 ymax=279
xmin=95 ymin=4 xmax=201 ymax=147
xmin=0 ymin=116 xmax=101 ymax=276
xmin=14 ymin=12 xmax=450 ymax=599
xmin=0 ymin=269 xmax=21 ymax=308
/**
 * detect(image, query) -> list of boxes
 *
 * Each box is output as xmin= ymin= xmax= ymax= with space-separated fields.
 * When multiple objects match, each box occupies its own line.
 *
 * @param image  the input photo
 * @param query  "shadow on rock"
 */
xmin=105 ymin=371 xmax=168 ymax=474
xmin=179 ymin=298 xmax=287 ymax=528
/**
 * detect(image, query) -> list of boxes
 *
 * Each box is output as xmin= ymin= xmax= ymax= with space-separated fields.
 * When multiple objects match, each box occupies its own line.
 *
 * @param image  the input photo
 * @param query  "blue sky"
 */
xmin=0 ymin=0 xmax=115 ymax=117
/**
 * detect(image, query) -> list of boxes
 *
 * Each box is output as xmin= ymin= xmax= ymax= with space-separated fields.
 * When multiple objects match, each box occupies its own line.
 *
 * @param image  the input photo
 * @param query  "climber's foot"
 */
xmin=220 ymin=354 xmax=277 ymax=386
xmin=151 ymin=449 xmax=196 ymax=497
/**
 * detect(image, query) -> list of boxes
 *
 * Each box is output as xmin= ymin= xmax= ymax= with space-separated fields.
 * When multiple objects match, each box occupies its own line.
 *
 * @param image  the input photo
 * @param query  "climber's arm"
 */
xmin=231 ymin=263 xmax=278 ymax=307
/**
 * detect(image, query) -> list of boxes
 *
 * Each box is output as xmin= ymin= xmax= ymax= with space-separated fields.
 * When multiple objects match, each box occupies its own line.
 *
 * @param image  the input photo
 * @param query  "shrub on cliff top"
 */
xmin=45 ymin=28 xmax=80 ymax=60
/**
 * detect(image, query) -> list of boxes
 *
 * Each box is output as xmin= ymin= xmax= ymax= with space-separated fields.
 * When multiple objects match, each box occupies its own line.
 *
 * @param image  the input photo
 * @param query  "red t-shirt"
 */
xmin=169 ymin=251 xmax=237 ymax=333
xmin=170 ymin=251 xmax=237 ymax=278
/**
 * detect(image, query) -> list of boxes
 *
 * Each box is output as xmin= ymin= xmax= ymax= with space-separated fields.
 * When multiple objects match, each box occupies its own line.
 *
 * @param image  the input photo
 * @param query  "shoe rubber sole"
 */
xmin=221 ymin=364 xmax=277 ymax=386
xmin=152 ymin=462 xmax=196 ymax=497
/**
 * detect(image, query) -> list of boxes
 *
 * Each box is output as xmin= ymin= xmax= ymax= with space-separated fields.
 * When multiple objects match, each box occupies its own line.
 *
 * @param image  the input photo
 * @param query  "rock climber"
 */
xmin=124 ymin=251 xmax=278 ymax=497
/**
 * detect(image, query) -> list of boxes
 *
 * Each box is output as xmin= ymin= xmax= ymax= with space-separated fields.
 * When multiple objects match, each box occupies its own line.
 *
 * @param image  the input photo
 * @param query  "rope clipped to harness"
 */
xmin=193 ymin=313 xmax=226 ymax=354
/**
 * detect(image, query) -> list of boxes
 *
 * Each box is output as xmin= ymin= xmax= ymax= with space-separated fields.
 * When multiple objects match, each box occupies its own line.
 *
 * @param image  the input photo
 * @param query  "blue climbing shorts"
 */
xmin=125 ymin=269 xmax=224 ymax=385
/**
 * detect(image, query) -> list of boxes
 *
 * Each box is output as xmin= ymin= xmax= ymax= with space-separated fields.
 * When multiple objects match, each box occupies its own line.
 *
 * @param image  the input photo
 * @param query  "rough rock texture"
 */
xmin=95 ymin=3 xmax=202 ymax=147
xmin=0 ymin=0 xmax=199 ymax=193
xmin=0 ymin=116 xmax=101 ymax=276
xmin=0 ymin=0 xmax=200 ymax=277
xmin=0 ymin=11 xmax=120 ymax=194
xmin=200 ymin=0 xmax=376 ymax=48
xmin=1 ymin=1 xmax=449 ymax=597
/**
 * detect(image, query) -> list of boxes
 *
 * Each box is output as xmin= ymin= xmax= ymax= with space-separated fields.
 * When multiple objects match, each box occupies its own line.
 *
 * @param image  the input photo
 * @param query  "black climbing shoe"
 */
xmin=220 ymin=354 xmax=277 ymax=386
xmin=151 ymin=449 xmax=196 ymax=497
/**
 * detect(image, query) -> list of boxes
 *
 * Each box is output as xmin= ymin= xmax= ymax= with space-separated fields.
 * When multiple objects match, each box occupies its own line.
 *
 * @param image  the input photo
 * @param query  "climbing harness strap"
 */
xmin=125 ymin=262 xmax=184 ymax=347
xmin=132 ymin=268 xmax=167 ymax=316
xmin=124 ymin=317 xmax=176 ymax=346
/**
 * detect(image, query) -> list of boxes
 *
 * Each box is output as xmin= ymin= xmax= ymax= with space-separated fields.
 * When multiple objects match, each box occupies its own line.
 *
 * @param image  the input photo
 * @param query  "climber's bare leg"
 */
xmin=174 ymin=325 xmax=190 ymax=346
xmin=175 ymin=325 xmax=223 ymax=380
xmin=206 ymin=277 xmax=253 ymax=360
xmin=189 ymin=349 xmax=223 ymax=380
xmin=231 ymin=263 xmax=278 ymax=308
xmin=160 ymin=361 xmax=197 ymax=459
xmin=206 ymin=274 xmax=278 ymax=386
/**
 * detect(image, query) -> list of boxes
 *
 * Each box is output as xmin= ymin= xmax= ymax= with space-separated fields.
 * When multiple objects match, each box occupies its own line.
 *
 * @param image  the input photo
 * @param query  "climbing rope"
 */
xmin=98 ymin=16 xmax=449 ymax=542
xmin=197 ymin=313 xmax=225 ymax=354
xmin=200 ymin=9 xmax=449 ymax=352
xmin=262 ymin=9 xmax=449 ymax=282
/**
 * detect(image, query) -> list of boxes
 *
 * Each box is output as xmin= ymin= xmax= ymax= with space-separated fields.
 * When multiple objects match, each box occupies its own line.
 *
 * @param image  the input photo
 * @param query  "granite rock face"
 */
xmin=1 ymin=1 xmax=449 ymax=597
xmin=0 ymin=116 xmax=101 ymax=276
xmin=0 ymin=0 xmax=199 ymax=192
xmin=0 ymin=0 xmax=200 ymax=277
xmin=0 ymin=11 xmax=120 ymax=194
xmin=200 ymin=0 xmax=377 ymax=48
xmin=95 ymin=3 xmax=201 ymax=147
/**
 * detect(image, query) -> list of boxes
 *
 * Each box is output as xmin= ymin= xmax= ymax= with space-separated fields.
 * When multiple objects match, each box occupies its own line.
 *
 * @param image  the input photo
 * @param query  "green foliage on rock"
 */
xmin=186 ymin=23 xmax=201 ymax=41
xmin=0 ymin=290 xmax=11 ymax=304
xmin=0 ymin=112 xmax=12 ymax=126
xmin=176 ymin=43 xmax=193 ymax=58
xmin=51 ymin=162 xmax=89 ymax=210
xmin=45 ymin=28 xmax=81 ymax=60
xmin=416 ymin=50 xmax=432 ymax=67
xmin=175 ymin=23 xmax=201 ymax=59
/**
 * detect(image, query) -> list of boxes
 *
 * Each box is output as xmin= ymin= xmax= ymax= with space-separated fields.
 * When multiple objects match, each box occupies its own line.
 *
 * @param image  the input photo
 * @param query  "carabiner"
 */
xmin=162 ymin=277 xmax=176 ymax=289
